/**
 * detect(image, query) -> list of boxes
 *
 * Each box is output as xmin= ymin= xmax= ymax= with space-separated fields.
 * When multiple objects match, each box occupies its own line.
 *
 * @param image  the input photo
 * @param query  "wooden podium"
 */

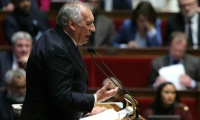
xmin=95 ymin=103 xmax=146 ymax=120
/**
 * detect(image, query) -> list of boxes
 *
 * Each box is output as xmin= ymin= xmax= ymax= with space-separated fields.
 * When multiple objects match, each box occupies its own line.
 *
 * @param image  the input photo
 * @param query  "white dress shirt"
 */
xmin=184 ymin=13 xmax=199 ymax=49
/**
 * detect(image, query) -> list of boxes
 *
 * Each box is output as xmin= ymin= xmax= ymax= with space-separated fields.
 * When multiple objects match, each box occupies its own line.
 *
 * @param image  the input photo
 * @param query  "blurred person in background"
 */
xmin=148 ymin=32 xmax=200 ymax=89
xmin=102 ymin=77 xmax=122 ymax=102
xmin=2 ymin=0 xmax=50 ymax=45
xmin=132 ymin=0 xmax=180 ymax=13
xmin=143 ymin=82 xmax=193 ymax=120
xmin=164 ymin=0 xmax=200 ymax=48
xmin=84 ymin=0 xmax=115 ymax=46
xmin=0 ymin=69 xmax=26 ymax=120
xmin=0 ymin=0 xmax=38 ymax=11
xmin=112 ymin=1 xmax=162 ymax=48
xmin=0 ymin=31 xmax=32 ymax=87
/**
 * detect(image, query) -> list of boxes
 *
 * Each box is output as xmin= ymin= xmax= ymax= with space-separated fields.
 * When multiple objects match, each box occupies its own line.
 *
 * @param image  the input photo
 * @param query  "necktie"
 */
xmin=173 ymin=60 xmax=179 ymax=64
xmin=188 ymin=20 xmax=194 ymax=46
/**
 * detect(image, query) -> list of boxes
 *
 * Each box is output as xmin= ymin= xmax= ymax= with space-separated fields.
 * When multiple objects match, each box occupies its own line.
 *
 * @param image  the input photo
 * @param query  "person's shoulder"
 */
xmin=123 ymin=19 xmax=132 ymax=25
xmin=168 ymin=13 xmax=183 ymax=22
xmin=184 ymin=54 xmax=200 ymax=61
xmin=155 ymin=18 xmax=162 ymax=25
xmin=36 ymin=9 xmax=48 ymax=15
xmin=2 ymin=13 xmax=16 ymax=23
xmin=0 ymin=51 xmax=12 ymax=57
xmin=176 ymin=103 xmax=190 ymax=111
xmin=152 ymin=55 xmax=167 ymax=63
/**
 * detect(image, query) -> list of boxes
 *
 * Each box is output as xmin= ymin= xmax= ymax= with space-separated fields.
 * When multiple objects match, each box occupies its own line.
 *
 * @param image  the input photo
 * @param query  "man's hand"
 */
xmin=95 ymin=81 xmax=118 ymax=103
xmin=18 ymin=55 xmax=29 ymax=69
xmin=86 ymin=106 xmax=107 ymax=116
xmin=155 ymin=76 xmax=167 ymax=87
xmin=127 ymin=41 xmax=138 ymax=48
xmin=179 ymin=74 xmax=192 ymax=87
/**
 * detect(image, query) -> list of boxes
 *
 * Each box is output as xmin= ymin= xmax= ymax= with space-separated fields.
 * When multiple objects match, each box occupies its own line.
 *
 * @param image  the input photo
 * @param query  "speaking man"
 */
xmin=20 ymin=0 xmax=118 ymax=120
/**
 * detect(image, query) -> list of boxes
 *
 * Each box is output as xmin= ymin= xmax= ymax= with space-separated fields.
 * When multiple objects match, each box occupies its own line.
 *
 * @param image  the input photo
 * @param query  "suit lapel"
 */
xmin=54 ymin=26 xmax=88 ymax=77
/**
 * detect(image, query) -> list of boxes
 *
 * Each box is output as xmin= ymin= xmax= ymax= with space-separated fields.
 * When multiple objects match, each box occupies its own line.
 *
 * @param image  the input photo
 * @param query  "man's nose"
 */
xmin=90 ymin=24 xmax=96 ymax=32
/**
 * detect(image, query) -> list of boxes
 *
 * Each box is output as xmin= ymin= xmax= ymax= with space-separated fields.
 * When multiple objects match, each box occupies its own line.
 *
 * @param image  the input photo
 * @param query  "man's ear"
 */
xmin=69 ymin=19 xmax=76 ymax=31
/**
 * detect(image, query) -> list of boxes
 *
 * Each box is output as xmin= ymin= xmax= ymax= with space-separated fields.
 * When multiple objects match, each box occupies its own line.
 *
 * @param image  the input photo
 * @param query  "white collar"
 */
xmin=184 ymin=12 xmax=199 ymax=23
xmin=63 ymin=30 xmax=77 ymax=47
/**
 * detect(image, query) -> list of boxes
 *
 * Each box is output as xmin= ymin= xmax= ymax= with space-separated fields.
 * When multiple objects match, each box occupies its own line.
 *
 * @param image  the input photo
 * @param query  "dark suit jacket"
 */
xmin=0 ymin=90 xmax=13 ymax=120
xmin=0 ymin=90 xmax=23 ymax=120
xmin=164 ymin=13 xmax=200 ymax=46
xmin=20 ymin=26 xmax=94 ymax=120
xmin=2 ymin=7 xmax=50 ymax=45
xmin=148 ymin=54 xmax=200 ymax=88
xmin=0 ymin=51 xmax=13 ymax=87
xmin=100 ymin=0 xmax=132 ymax=10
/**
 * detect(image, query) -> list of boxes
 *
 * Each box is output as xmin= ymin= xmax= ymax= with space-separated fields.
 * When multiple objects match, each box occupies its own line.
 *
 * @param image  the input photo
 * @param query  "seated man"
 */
xmin=0 ymin=31 xmax=32 ymax=87
xmin=148 ymin=31 xmax=200 ymax=89
xmin=2 ymin=0 xmax=50 ymax=45
xmin=164 ymin=0 xmax=200 ymax=48
xmin=84 ymin=0 xmax=115 ymax=46
xmin=0 ymin=69 xmax=26 ymax=120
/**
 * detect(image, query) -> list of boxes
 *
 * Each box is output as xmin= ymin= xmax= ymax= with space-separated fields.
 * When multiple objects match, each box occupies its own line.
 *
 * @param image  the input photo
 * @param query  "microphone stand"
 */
xmin=88 ymin=48 xmax=142 ymax=120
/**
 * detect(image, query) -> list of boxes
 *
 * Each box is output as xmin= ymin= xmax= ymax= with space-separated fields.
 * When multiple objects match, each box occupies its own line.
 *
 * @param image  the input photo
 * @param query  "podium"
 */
xmin=13 ymin=102 xmax=146 ymax=120
xmin=93 ymin=102 xmax=146 ymax=120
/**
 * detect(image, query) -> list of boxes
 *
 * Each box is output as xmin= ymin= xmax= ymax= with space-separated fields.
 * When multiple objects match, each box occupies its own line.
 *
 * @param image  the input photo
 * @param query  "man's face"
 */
xmin=169 ymin=38 xmax=187 ymax=60
xmin=7 ymin=76 xmax=26 ymax=102
xmin=179 ymin=0 xmax=197 ymax=18
xmin=13 ymin=38 xmax=32 ymax=59
xmin=14 ymin=0 xmax=31 ymax=14
xmin=86 ymin=0 xmax=100 ymax=13
xmin=74 ymin=6 xmax=96 ymax=46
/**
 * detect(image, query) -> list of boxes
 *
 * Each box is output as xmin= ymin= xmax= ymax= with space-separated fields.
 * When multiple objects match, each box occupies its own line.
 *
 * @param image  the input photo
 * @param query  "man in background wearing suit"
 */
xmin=84 ymin=0 xmax=115 ymax=46
xmin=2 ymin=0 xmax=50 ymax=45
xmin=149 ymin=32 xmax=200 ymax=89
xmin=0 ymin=69 xmax=26 ymax=120
xmin=164 ymin=0 xmax=200 ymax=48
xmin=0 ymin=31 xmax=32 ymax=87
xmin=20 ymin=1 xmax=118 ymax=120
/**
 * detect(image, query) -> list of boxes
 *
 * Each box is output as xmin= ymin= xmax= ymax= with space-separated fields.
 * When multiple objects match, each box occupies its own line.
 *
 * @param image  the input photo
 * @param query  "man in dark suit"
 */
xmin=20 ymin=1 xmax=118 ymax=120
xmin=164 ymin=0 xmax=200 ymax=48
xmin=0 ymin=31 xmax=32 ymax=87
xmin=0 ymin=69 xmax=26 ymax=120
xmin=149 ymin=32 xmax=200 ymax=89
xmin=2 ymin=0 xmax=50 ymax=45
xmin=85 ymin=0 xmax=115 ymax=46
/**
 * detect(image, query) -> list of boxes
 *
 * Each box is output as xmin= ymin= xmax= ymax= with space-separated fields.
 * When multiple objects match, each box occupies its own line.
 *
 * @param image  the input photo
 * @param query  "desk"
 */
xmin=88 ymin=88 xmax=200 ymax=120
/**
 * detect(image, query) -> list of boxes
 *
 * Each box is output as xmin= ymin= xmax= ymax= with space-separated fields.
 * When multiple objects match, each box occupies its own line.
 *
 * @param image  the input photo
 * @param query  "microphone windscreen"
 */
xmin=91 ymin=48 xmax=96 ymax=53
xmin=87 ymin=48 xmax=91 ymax=53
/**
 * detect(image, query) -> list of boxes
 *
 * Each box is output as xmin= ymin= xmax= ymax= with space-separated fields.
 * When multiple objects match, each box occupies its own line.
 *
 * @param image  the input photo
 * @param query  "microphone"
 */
xmin=87 ymin=48 xmax=141 ymax=120
xmin=87 ymin=48 xmax=125 ymax=95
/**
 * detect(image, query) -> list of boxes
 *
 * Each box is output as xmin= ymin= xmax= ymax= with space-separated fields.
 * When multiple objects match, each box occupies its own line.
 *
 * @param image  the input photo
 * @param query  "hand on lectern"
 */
xmin=95 ymin=81 xmax=118 ymax=103
xmin=86 ymin=106 xmax=107 ymax=116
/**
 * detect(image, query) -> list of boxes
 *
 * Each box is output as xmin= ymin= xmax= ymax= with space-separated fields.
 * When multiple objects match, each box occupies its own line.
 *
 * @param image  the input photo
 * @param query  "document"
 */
xmin=158 ymin=64 xmax=186 ymax=90
xmin=80 ymin=107 xmax=133 ymax=120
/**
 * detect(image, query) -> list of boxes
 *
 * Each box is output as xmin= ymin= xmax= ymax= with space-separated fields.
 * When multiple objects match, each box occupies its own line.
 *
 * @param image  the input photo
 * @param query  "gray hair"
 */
xmin=56 ymin=0 xmax=93 ymax=28
xmin=168 ymin=31 xmax=188 ymax=45
xmin=5 ymin=69 xmax=26 ymax=84
xmin=11 ymin=31 xmax=32 ymax=45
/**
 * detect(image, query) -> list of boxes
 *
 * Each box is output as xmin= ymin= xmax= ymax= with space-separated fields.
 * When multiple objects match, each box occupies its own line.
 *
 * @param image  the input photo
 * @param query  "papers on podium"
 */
xmin=159 ymin=64 xmax=186 ymax=90
xmin=80 ymin=106 xmax=133 ymax=120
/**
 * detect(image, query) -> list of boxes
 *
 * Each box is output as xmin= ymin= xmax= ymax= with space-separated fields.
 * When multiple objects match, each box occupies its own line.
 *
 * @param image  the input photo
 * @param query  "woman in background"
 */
xmin=143 ymin=82 xmax=192 ymax=120
xmin=112 ymin=1 xmax=162 ymax=48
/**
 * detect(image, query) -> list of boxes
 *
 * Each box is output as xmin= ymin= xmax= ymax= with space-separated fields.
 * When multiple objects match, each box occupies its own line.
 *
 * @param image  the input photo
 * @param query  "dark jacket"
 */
xmin=20 ymin=26 xmax=94 ymax=120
